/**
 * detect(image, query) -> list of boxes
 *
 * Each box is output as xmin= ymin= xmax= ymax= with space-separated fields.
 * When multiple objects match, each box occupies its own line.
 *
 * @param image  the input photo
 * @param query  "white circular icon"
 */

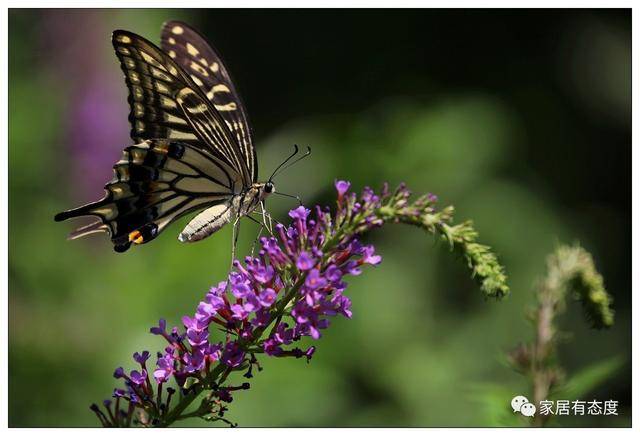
xmin=520 ymin=402 xmax=537 ymax=417
xmin=511 ymin=395 xmax=529 ymax=413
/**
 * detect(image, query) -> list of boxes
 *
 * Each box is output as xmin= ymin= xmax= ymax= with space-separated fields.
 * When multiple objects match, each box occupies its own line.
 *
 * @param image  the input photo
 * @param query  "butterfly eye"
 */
xmin=264 ymin=182 xmax=274 ymax=193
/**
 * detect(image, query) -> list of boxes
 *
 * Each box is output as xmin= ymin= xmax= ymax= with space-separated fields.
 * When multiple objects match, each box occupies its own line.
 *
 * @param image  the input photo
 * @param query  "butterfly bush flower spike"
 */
xmin=91 ymin=181 xmax=508 ymax=427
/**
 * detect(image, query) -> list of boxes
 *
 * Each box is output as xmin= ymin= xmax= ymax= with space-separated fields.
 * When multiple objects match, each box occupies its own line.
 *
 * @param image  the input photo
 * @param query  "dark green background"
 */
xmin=9 ymin=9 xmax=631 ymax=427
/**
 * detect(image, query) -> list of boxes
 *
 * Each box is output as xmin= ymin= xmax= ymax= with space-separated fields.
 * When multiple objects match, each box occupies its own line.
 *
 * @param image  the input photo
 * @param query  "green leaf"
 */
xmin=553 ymin=356 xmax=625 ymax=400
xmin=465 ymin=383 xmax=528 ymax=427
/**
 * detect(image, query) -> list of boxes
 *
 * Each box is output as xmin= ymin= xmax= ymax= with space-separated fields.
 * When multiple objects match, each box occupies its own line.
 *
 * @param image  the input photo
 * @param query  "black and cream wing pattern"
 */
xmin=113 ymin=28 xmax=251 ymax=185
xmin=161 ymin=20 xmax=257 ymax=183
xmin=55 ymin=24 xmax=255 ymax=252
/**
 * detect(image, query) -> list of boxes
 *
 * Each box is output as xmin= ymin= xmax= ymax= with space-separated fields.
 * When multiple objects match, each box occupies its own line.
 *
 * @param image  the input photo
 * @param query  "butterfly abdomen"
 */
xmin=177 ymin=201 xmax=233 ymax=243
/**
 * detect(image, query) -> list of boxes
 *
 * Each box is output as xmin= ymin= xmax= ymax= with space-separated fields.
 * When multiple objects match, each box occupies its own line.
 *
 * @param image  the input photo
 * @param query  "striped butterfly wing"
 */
xmin=55 ymin=140 xmax=238 ymax=252
xmin=112 ymin=29 xmax=252 ymax=187
xmin=161 ymin=21 xmax=258 ymax=183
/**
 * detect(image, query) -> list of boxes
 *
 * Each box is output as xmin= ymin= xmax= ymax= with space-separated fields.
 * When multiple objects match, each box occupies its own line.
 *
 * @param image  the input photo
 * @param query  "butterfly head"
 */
xmin=243 ymin=181 xmax=274 ymax=206
xmin=254 ymin=181 xmax=276 ymax=200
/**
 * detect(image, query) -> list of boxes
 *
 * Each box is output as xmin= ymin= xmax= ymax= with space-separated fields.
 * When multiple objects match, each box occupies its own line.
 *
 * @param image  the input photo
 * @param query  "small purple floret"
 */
xmin=133 ymin=351 xmax=150 ymax=365
xmin=335 ymin=180 xmax=351 ymax=196
xmin=296 ymin=251 xmax=316 ymax=271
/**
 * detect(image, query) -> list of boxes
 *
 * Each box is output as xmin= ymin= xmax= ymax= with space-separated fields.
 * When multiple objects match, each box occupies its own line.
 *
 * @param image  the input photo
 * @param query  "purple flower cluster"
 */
xmin=91 ymin=178 xmax=508 ymax=427
xmin=93 ymin=180 xmax=389 ymax=427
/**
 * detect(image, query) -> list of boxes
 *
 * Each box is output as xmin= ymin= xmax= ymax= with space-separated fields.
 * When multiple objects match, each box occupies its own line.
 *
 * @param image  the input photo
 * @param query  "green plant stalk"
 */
xmin=507 ymin=243 xmax=614 ymax=427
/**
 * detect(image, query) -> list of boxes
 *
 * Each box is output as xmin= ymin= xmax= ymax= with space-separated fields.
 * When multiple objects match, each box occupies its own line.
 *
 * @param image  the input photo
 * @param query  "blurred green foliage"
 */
xmin=9 ymin=9 xmax=630 ymax=427
xmin=492 ymin=244 xmax=619 ymax=427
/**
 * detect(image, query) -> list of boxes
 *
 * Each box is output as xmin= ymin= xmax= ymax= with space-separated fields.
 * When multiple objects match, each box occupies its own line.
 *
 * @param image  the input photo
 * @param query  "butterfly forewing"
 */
xmin=112 ymin=30 xmax=252 ymax=186
xmin=161 ymin=21 xmax=257 ymax=182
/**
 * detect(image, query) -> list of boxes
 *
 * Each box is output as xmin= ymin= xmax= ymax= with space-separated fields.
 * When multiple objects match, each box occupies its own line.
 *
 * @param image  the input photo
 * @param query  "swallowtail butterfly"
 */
xmin=55 ymin=21 xmax=307 ymax=254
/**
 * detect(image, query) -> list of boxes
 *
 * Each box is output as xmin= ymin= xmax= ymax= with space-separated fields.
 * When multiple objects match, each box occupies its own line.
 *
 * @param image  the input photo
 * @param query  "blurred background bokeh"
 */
xmin=8 ymin=9 xmax=630 ymax=427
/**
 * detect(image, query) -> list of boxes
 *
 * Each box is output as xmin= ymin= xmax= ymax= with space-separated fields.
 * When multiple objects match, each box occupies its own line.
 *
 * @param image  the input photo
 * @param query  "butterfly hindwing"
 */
xmin=112 ymin=30 xmax=252 ymax=186
xmin=161 ymin=21 xmax=257 ymax=182
xmin=54 ymin=139 xmax=238 ymax=252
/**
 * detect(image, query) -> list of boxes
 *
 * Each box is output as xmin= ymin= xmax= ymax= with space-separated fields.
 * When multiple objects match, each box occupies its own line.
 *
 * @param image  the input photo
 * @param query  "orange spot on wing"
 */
xmin=128 ymin=230 xmax=144 ymax=244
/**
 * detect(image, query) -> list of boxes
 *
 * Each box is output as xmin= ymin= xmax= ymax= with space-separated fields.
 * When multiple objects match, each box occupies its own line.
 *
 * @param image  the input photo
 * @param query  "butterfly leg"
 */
xmin=247 ymin=212 xmax=274 ymax=234
xmin=251 ymin=210 xmax=284 ymax=229
xmin=260 ymin=201 xmax=273 ymax=234
xmin=231 ymin=215 xmax=241 ymax=270
xmin=222 ymin=214 xmax=243 ymax=292
xmin=251 ymin=226 xmax=264 ymax=256
xmin=245 ymin=214 xmax=267 ymax=256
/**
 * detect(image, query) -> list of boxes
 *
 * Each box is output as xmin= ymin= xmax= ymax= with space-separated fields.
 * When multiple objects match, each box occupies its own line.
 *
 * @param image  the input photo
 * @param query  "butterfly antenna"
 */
xmin=270 ymin=145 xmax=312 ymax=180
xmin=269 ymin=144 xmax=300 ymax=182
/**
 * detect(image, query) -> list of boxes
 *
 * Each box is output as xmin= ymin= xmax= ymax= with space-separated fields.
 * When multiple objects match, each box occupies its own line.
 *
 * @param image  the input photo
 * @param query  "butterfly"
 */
xmin=55 ymin=21 xmax=308 ymax=255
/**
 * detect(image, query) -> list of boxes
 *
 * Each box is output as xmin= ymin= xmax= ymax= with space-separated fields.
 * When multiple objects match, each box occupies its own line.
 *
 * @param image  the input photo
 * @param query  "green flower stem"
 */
xmin=158 ymin=364 xmax=222 ymax=426
xmin=377 ymin=203 xmax=509 ymax=299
